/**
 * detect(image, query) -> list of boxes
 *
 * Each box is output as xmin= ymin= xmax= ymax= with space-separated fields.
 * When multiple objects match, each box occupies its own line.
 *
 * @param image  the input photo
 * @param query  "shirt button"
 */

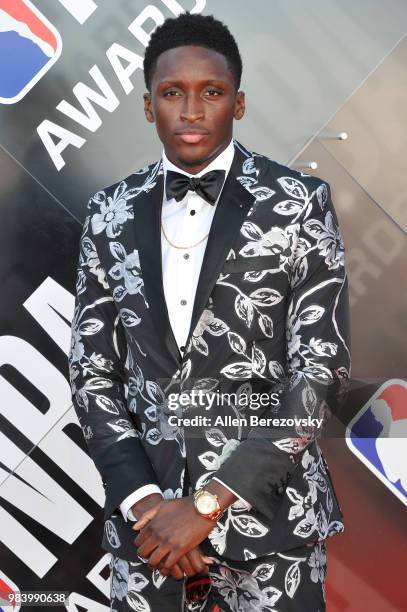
xmin=190 ymin=210 xmax=196 ymax=216
xmin=180 ymin=299 xmax=187 ymax=306
xmin=183 ymin=253 xmax=190 ymax=259
xmin=180 ymin=345 xmax=185 ymax=352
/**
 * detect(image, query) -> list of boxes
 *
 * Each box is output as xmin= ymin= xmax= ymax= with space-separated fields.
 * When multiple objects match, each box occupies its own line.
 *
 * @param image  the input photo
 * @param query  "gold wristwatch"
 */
xmin=193 ymin=487 xmax=223 ymax=521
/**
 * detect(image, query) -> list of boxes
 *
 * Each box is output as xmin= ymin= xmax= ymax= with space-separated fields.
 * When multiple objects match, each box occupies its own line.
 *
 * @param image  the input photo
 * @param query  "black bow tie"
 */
xmin=165 ymin=169 xmax=226 ymax=205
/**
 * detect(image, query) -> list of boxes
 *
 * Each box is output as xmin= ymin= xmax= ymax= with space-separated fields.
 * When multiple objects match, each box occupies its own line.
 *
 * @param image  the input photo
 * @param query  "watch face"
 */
xmin=197 ymin=492 xmax=217 ymax=514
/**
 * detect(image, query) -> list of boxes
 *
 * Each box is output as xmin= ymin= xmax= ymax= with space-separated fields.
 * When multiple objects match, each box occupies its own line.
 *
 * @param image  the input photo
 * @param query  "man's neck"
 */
xmin=163 ymin=139 xmax=234 ymax=175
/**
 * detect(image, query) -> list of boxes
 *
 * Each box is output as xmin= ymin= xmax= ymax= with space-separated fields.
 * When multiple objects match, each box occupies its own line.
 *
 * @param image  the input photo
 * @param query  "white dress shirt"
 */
xmin=120 ymin=139 xmax=251 ymax=521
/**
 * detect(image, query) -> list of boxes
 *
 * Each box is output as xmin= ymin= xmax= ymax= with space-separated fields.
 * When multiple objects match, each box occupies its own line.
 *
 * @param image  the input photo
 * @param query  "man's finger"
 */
xmin=134 ymin=526 xmax=151 ymax=547
xmin=187 ymin=548 xmax=207 ymax=574
xmin=137 ymin=536 xmax=160 ymax=559
xmin=161 ymin=548 xmax=184 ymax=571
xmin=147 ymin=544 xmax=171 ymax=570
xmin=168 ymin=563 xmax=183 ymax=580
xmin=132 ymin=506 xmax=159 ymax=531
xmin=158 ymin=555 xmax=184 ymax=580
xmin=177 ymin=554 xmax=195 ymax=577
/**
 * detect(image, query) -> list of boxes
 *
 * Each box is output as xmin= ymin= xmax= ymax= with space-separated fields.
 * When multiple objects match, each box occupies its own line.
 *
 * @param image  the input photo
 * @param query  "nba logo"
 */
xmin=0 ymin=571 xmax=20 ymax=611
xmin=0 ymin=0 xmax=62 ymax=104
xmin=345 ymin=379 xmax=407 ymax=506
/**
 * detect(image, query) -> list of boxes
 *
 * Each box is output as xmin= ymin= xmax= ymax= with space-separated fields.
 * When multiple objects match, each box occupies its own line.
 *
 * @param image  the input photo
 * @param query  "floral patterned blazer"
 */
xmin=68 ymin=139 xmax=351 ymax=562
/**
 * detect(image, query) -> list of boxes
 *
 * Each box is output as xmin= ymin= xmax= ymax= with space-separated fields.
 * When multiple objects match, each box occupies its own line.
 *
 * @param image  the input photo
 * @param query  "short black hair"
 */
xmin=143 ymin=12 xmax=243 ymax=92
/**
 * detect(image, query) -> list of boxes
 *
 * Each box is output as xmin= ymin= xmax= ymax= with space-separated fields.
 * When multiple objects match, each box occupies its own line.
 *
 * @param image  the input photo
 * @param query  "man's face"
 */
xmin=144 ymin=45 xmax=245 ymax=174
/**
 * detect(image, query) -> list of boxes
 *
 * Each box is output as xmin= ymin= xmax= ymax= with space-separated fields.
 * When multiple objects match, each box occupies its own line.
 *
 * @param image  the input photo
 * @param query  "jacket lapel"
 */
xmin=186 ymin=141 xmax=257 ymax=348
xmin=132 ymin=162 xmax=182 ymax=369
xmin=132 ymin=141 xmax=257 ymax=368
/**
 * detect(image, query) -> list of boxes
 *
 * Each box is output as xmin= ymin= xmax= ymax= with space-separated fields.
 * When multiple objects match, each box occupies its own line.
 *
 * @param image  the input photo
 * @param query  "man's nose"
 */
xmin=180 ymin=93 xmax=204 ymax=122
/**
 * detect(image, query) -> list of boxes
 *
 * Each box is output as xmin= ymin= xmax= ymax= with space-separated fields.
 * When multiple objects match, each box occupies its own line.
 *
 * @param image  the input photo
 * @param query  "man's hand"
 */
xmin=131 ymin=492 xmax=163 ymax=521
xmin=131 ymin=495 xmax=212 ymax=579
xmin=133 ymin=497 xmax=216 ymax=575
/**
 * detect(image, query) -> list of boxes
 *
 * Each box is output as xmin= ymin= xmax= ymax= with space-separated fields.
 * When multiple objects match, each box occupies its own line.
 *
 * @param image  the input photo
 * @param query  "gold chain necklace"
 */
xmin=161 ymin=219 xmax=209 ymax=249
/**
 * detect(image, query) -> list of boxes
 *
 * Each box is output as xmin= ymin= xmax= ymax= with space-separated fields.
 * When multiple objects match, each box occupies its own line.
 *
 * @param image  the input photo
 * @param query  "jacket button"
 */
xmin=277 ymin=485 xmax=284 ymax=495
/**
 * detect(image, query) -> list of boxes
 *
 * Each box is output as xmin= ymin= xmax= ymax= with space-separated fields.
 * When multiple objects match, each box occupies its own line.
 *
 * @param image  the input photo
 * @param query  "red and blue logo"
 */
xmin=346 ymin=379 xmax=407 ymax=506
xmin=0 ymin=0 xmax=62 ymax=104
xmin=0 ymin=571 xmax=20 ymax=611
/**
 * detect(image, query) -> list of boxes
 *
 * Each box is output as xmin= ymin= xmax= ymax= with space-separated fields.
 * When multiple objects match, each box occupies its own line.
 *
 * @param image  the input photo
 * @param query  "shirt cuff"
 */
xmin=212 ymin=477 xmax=252 ymax=510
xmin=120 ymin=485 xmax=163 ymax=522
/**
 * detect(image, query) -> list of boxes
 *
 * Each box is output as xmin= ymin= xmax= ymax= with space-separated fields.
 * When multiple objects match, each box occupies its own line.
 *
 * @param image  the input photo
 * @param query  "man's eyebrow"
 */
xmin=157 ymin=78 xmax=226 ymax=87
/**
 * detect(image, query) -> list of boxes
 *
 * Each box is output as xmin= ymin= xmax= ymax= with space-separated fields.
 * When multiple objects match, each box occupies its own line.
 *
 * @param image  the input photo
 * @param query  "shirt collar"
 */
xmin=161 ymin=138 xmax=235 ymax=180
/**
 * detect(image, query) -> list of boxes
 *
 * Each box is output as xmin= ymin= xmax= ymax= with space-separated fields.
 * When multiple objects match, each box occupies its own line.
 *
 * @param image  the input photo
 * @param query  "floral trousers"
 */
xmin=109 ymin=539 xmax=327 ymax=611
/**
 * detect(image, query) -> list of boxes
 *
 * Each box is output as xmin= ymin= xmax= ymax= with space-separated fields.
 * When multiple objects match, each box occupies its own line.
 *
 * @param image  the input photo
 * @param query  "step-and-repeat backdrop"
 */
xmin=1 ymin=1 xmax=405 ymax=610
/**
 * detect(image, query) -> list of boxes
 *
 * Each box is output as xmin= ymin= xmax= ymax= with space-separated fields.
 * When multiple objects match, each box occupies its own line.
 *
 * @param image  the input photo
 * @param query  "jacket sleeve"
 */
xmin=68 ymin=204 xmax=159 ymax=520
xmin=214 ymin=179 xmax=351 ymax=522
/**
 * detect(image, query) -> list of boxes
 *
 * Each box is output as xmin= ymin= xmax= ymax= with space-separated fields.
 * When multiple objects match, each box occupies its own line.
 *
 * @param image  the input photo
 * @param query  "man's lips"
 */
xmin=176 ymin=131 xmax=209 ymax=144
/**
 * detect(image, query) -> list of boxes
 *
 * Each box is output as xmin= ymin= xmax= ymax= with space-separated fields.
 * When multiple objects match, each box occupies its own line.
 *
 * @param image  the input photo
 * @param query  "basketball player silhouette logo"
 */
xmin=346 ymin=380 xmax=407 ymax=505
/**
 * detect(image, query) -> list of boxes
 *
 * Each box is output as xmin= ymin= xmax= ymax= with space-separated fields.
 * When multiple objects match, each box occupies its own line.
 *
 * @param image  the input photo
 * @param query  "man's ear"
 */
xmin=234 ymin=90 xmax=245 ymax=121
xmin=143 ymin=92 xmax=155 ymax=123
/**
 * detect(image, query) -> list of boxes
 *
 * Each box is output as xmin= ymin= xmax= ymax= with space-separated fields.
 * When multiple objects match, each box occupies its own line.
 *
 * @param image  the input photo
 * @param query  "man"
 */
xmin=68 ymin=12 xmax=351 ymax=612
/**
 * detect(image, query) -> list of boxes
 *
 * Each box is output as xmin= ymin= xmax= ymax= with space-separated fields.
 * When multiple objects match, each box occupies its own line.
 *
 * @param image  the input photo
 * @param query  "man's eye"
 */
xmin=163 ymin=90 xmax=180 ymax=97
xmin=205 ymin=90 xmax=221 ymax=96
